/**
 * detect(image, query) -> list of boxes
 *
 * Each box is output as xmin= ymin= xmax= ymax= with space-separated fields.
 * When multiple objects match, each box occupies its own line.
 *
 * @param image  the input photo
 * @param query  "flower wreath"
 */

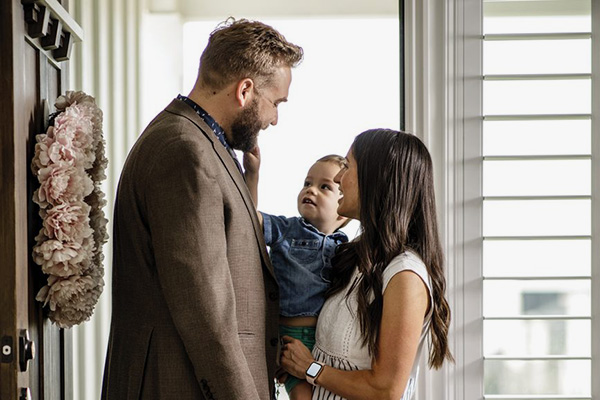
xmin=31 ymin=90 xmax=108 ymax=328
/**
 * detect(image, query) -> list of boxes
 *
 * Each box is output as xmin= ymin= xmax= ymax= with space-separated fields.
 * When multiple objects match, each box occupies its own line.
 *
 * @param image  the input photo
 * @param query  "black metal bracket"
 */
xmin=1 ymin=335 xmax=14 ymax=364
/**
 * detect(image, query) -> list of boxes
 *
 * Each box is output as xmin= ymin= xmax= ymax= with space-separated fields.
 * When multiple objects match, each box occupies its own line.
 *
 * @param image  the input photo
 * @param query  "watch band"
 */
xmin=305 ymin=361 xmax=324 ymax=386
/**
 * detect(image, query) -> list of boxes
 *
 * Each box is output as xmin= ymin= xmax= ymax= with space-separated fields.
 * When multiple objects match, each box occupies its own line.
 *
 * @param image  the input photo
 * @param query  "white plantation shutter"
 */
xmin=404 ymin=1 xmax=599 ymax=399
xmin=481 ymin=1 xmax=594 ymax=398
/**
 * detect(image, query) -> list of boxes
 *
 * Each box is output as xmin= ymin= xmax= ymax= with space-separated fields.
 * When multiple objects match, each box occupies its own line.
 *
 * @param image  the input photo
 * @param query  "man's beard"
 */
xmin=229 ymin=99 xmax=262 ymax=152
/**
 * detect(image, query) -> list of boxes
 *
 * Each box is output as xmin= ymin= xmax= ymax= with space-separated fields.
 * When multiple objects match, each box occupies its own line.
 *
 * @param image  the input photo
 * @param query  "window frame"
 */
xmin=591 ymin=1 xmax=600 ymax=399
xmin=405 ymin=1 xmax=598 ymax=399
xmin=404 ymin=0 xmax=484 ymax=397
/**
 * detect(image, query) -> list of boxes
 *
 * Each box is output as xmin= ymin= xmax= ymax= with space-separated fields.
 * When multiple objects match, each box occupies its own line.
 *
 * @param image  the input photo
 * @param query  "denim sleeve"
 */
xmin=260 ymin=212 xmax=291 ymax=246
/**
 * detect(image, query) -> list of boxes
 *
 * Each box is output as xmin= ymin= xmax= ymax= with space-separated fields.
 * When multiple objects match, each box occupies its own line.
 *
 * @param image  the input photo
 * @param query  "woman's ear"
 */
xmin=235 ymin=78 xmax=254 ymax=107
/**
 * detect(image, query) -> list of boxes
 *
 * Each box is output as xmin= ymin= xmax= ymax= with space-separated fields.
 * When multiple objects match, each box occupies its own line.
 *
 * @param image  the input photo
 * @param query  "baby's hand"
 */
xmin=243 ymin=146 xmax=261 ymax=175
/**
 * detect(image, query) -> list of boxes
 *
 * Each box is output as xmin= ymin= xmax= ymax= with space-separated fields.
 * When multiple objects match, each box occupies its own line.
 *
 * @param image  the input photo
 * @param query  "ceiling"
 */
xmin=147 ymin=0 xmax=399 ymax=20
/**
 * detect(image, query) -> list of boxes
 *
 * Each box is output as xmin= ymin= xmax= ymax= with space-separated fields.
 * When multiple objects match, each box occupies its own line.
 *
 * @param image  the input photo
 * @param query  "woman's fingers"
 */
xmin=281 ymin=335 xmax=295 ymax=344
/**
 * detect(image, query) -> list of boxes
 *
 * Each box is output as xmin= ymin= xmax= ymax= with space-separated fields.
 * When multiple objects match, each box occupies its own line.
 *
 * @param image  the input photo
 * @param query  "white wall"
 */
xmin=70 ymin=1 xmax=145 ymax=399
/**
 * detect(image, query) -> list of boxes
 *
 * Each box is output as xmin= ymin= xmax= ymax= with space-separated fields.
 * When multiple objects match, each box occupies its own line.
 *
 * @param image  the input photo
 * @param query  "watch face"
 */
xmin=306 ymin=362 xmax=322 ymax=377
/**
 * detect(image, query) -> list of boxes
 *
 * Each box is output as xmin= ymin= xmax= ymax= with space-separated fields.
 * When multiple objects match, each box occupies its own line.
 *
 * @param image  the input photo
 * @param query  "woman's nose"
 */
xmin=333 ymin=170 xmax=343 ymax=183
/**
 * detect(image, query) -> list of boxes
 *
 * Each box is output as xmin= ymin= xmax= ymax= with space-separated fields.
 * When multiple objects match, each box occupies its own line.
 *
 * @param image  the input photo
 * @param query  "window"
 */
xmin=182 ymin=17 xmax=400 ymax=235
xmin=482 ymin=1 xmax=592 ymax=398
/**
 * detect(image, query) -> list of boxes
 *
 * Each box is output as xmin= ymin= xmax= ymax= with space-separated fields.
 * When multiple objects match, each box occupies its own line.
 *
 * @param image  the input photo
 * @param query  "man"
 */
xmin=101 ymin=18 xmax=303 ymax=400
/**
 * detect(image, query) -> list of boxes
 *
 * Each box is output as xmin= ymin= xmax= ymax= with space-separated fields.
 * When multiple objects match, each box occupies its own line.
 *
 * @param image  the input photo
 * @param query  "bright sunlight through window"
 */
xmin=183 ymin=17 xmax=400 ymax=241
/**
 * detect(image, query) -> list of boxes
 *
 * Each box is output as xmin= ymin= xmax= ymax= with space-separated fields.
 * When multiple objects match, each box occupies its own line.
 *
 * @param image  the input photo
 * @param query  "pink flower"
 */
xmin=51 ymin=275 xmax=95 ymax=310
xmin=54 ymin=106 xmax=95 ymax=168
xmin=32 ymin=90 xmax=107 ymax=328
xmin=51 ymin=307 xmax=92 ymax=328
xmin=35 ymin=161 xmax=93 ymax=207
xmin=90 ymin=144 xmax=108 ymax=181
xmin=36 ymin=272 xmax=104 ymax=328
xmin=32 ymin=131 xmax=52 ymax=172
xmin=55 ymin=91 xmax=95 ymax=111
xmin=32 ymin=239 xmax=88 ymax=277
xmin=42 ymin=201 xmax=93 ymax=242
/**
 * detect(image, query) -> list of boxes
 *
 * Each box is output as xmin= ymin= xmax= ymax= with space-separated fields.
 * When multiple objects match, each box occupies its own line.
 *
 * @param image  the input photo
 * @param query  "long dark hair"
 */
xmin=328 ymin=129 xmax=453 ymax=368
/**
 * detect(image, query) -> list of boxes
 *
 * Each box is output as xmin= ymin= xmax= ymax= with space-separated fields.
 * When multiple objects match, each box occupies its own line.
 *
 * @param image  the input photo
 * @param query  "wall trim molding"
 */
xmin=404 ymin=1 xmax=483 ymax=399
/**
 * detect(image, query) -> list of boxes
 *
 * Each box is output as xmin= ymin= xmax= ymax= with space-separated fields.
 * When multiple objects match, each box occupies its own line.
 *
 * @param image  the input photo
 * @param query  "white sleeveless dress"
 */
xmin=311 ymin=251 xmax=433 ymax=400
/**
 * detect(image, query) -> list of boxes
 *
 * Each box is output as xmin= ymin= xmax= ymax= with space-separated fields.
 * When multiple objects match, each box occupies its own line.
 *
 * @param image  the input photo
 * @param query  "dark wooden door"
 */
xmin=1 ymin=1 xmax=81 ymax=399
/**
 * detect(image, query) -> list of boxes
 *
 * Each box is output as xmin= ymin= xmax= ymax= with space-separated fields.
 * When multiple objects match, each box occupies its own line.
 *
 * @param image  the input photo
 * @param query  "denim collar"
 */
xmin=299 ymin=218 xmax=348 ymax=239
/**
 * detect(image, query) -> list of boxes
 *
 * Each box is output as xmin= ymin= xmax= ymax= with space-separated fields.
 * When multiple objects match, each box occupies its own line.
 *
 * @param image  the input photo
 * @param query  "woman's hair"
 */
xmin=328 ymin=129 xmax=453 ymax=368
xmin=198 ymin=18 xmax=304 ymax=90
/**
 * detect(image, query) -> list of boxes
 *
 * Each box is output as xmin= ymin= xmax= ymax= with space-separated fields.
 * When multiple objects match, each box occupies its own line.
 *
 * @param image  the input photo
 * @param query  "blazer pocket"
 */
xmin=127 ymin=326 xmax=154 ymax=400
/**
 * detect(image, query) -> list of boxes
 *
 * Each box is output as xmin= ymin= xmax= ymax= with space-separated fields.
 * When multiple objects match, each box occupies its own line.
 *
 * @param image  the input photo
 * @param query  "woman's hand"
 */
xmin=280 ymin=335 xmax=315 ymax=379
xmin=243 ymin=145 xmax=261 ymax=175
xmin=243 ymin=146 xmax=261 ymax=206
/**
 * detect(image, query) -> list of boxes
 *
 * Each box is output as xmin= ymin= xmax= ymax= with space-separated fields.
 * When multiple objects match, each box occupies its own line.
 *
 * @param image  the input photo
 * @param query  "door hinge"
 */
xmin=19 ymin=387 xmax=32 ymax=400
xmin=19 ymin=329 xmax=35 ymax=372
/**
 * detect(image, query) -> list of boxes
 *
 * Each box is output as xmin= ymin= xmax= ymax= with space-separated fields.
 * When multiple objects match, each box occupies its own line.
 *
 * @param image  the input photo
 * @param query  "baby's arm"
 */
xmin=243 ymin=146 xmax=263 ymax=225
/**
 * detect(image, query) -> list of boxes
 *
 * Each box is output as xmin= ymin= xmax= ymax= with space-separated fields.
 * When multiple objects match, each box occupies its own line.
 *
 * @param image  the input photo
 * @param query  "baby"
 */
xmin=244 ymin=147 xmax=349 ymax=399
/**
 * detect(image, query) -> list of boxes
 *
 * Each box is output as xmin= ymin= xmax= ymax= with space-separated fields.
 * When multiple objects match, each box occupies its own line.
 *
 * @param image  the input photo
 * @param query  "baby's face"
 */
xmin=297 ymin=161 xmax=346 ymax=234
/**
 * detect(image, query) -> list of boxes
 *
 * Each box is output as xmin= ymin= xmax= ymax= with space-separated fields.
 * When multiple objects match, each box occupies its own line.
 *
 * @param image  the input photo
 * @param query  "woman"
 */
xmin=280 ymin=129 xmax=453 ymax=399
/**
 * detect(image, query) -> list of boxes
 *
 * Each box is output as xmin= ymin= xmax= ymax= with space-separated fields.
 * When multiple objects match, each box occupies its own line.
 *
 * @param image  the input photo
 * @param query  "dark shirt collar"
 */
xmin=177 ymin=94 xmax=243 ymax=175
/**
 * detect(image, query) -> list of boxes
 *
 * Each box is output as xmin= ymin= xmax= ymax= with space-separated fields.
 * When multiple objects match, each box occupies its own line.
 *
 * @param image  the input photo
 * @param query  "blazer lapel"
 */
xmin=164 ymin=100 xmax=277 ymax=281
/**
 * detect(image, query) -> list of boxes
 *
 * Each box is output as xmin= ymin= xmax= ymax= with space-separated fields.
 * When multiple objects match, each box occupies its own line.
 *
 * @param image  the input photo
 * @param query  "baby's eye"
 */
xmin=321 ymin=184 xmax=331 ymax=190
xmin=303 ymin=181 xmax=311 ymax=187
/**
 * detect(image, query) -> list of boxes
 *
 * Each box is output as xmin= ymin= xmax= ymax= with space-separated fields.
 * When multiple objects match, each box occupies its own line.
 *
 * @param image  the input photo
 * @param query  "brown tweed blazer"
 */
xmin=101 ymin=99 xmax=280 ymax=400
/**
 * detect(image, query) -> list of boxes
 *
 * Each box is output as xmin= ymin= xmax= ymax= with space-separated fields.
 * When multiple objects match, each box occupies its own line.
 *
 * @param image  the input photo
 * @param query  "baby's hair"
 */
xmin=315 ymin=154 xmax=351 ymax=230
xmin=317 ymin=154 xmax=346 ymax=169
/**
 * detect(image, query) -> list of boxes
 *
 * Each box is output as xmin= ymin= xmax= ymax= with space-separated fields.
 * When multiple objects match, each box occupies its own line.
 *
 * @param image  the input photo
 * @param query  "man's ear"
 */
xmin=235 ymin=78 xmax=254 ymax=107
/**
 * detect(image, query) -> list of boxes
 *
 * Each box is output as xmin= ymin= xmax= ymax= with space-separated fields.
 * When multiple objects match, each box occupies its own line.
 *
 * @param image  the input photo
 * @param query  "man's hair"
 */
xmin=198 ymin=18 xmax=304 ymax=90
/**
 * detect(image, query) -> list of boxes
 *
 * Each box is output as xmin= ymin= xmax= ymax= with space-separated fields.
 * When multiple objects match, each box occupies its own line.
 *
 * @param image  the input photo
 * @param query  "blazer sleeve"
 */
xmin=145 ymin=137 xmax=261 ymax=399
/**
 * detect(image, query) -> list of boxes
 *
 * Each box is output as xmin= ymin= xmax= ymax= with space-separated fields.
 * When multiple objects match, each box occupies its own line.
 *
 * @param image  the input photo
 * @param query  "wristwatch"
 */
xmin=305 ymin=361 xmax=325 ymax=386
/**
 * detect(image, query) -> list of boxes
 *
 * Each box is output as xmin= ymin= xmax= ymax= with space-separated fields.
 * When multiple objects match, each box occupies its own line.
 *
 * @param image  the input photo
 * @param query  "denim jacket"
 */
xmin=261 ymin=213 xmax=348 ymax=317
